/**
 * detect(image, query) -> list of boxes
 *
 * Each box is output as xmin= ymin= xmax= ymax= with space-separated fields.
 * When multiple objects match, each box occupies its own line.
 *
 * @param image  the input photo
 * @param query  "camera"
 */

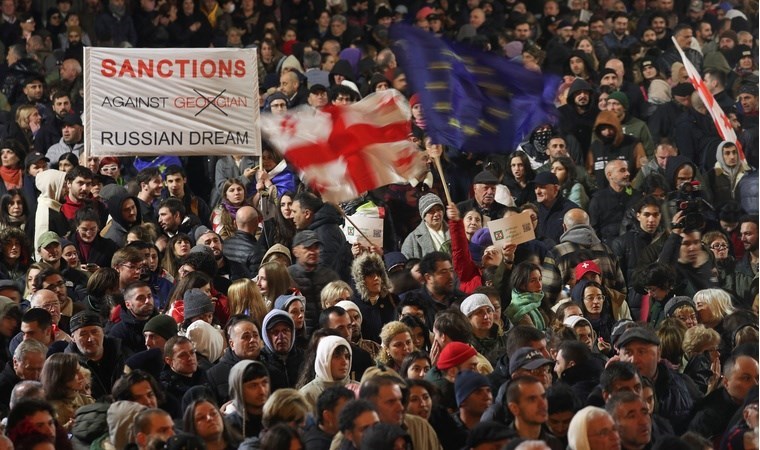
xmin=671 ymin=180 xmax=712 ymax=231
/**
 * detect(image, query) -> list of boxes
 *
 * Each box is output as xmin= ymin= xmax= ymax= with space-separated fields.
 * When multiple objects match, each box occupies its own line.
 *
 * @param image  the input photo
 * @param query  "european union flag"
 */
xmin=390 ymin=24 xmax=559 ymax=153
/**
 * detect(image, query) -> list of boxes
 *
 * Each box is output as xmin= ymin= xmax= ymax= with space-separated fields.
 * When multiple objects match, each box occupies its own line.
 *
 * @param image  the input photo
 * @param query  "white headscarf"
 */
xmin=567 ymin=406 xmax=609 ymax=450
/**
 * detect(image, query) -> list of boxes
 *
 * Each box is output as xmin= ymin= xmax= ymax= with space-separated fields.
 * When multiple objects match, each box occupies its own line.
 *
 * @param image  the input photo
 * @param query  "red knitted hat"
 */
xmin=437 ymin=342 xmax=477 ymax=370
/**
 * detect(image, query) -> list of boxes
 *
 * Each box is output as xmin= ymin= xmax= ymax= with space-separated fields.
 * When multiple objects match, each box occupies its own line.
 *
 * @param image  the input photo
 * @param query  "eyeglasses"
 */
xmin=121 ymin=263 xmax=146 ymax=271
xmin=39 ymin=301 xmax=60 ymax=310
xmin=77 ymin=227 xmax=98 ymax=234
xmin=675 ymin=313 xmax=697 ymax=323
xmin=710 ymin=243 xmax=728 ymax=250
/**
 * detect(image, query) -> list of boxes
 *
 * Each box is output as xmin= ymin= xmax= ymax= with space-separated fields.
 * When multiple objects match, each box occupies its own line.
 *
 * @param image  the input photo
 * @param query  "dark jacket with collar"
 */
xmin=687 ymin=386 xmax=740 ymax=443
xmin=537 ymin=195 xmax=578 ymax=247
xmin=106 ymin=307 xmax=155 ymax=355
xmin=206 ymin=348 xmax=289 ymax=404
xmin=557 ymin=356 xmax=604 ymax=405
xmin=653 ymin=360 xmax=701 ymax=435
xmin=69 ymin=232 xmax=120 ymax=268
xmin=222 ymin=230 xmax=265 ymax=278
xmin=401 ymin=286 xmax=467 ymax=333
xmin=288 ymin=263 xmax=339 ymax=335
xmin=159 ymin=364 xmax=208 ymax=407
xmin=65 ymin=336 xmax=129 ymax=400
xmin=0 ymin=361 xmax=20 ymax=416
xmin=308 ymin=203 xmax=353 ymax=281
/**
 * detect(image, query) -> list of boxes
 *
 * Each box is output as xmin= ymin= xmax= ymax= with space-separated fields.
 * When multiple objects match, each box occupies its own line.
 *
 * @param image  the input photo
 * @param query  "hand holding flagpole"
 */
xmin=428 ymin=144 xmax=453 ymax=204
xmin=333 ymin=202 xmax=374 ymax=247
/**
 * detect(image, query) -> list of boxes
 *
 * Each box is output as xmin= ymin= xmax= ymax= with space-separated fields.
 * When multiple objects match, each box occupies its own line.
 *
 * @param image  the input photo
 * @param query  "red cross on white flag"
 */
xmin=260 ymin=90 xmax=426 ymax=203
xmin=672 ymin=37 xmax=746 ymax=161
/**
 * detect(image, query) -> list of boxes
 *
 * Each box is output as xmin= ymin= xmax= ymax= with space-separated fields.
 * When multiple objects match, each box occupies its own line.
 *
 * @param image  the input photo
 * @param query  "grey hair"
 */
xmin=14 ymin=338 xmax=47 ymax=361
xmin=10 ymin=381 xmax=44 ymax=410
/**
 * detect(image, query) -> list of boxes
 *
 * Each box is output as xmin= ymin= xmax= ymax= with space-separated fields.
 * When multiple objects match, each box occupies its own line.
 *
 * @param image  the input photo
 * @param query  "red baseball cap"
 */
xmin=575 ymin=260 xmax=601 ymax=282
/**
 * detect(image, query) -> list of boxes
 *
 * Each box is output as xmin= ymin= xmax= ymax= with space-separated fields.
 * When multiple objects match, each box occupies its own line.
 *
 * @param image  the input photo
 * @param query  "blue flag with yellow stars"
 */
xmin=390 ymin=24 xmax=560 ymax=154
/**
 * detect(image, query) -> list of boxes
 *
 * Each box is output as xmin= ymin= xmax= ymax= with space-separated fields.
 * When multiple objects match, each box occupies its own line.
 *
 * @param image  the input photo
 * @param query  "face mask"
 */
xmin=223 ymin=2 xmax=234 ymax=13
xmin=532 ymin=127 xmax=553 ymax=155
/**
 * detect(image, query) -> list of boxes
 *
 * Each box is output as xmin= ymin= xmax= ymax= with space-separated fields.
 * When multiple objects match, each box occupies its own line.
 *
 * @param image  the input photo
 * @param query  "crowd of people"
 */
xmin=0 ymin=0 xmax=756 ymax=449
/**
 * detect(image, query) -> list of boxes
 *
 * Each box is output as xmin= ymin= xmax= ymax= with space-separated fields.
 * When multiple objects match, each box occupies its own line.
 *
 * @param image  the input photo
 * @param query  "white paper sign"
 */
xmin=487 ymin=210 xmax=535 ymax=246
xmin=84 ymin=47 xmax=261 ymax=156
xmin=342 ymin=215 xmax=384 ymax=247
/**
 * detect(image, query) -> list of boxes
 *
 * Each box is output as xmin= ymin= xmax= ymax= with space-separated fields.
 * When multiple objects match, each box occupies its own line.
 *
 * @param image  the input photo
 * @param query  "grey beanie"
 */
xmin=418 ymin=193 xmax=444 ymax=217
xmin=183 ymin=288 xmax=214 ymax=320
xmin=664 ymin=296 xmax=696 ymax=317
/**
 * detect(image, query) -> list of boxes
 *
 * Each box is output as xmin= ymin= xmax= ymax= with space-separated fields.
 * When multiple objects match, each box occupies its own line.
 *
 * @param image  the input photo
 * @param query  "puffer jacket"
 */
xmin=654 ymin=361 xmax=701 ymax=434
xmin=309 ymin=203 xmax=353 ymax=281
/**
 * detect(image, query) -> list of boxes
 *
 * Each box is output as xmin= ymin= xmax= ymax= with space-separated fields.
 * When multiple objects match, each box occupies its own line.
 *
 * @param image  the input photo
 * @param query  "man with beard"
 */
xmin=65 ymin=310 xmax=128 ymax=399
xmin=457 ymin=170 xmax=509 ymax=222
xmin=606 ymin=392 xmax=653 ymax=450
xmin=647 ymin=83 xmax=694 ymax=144
xmin=136 ymin=167 xmax=163 ymax=225
xmin=107 ymin=280 xmax=157 ymax=354
xmin=34 ymin=92 xmax=70 ymax=153
xmin=194 ymin=226 xmax=247 ymax=287
xmin=588 ymin=160 xmax=641 ymax=244
xmin=45 ymin=112 xmax=83 ymax=162
xmin=60 ymin=167 xmax=107 ymax=225
xmin=738 ymin=215 xmax=758 ymax=281
xmin=402 ymin=251 xmax=466 ymax=327
xmin=558 ymin=78 xmax=597 ymax=151
xmin=587 ymin=111 xmax=646 ymax=190
xmin=156 ymin=197 xmax=200 ymax=240
xmin=287 ymin=231 xmax=339 ymax=335
xmin=605 ymin=92 xmax=654 ymax=158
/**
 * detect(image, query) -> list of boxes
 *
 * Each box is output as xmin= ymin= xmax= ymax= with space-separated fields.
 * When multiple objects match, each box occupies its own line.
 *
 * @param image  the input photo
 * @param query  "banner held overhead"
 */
xmin=84 ymin=47 xmax=260 ymax=156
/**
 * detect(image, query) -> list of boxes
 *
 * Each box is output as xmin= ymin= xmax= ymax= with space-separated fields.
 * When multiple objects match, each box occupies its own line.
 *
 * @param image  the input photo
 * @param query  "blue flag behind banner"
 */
xmin=390 ymin=24 xmax=560 ymax=154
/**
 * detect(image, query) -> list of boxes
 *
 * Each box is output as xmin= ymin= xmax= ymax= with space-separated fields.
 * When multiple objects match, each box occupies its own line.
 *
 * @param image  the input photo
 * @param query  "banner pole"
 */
xmin=333 ymin=202 xmax=374 ymax=246
xmin=432 ymin=156 xmax=453 ymax=204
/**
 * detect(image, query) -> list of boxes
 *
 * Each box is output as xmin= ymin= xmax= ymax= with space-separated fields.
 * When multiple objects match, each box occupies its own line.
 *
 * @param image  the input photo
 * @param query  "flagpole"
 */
xmin=333 ymin=203 xmax=375 ymax=247
xmin=428 ymin=144 xmax=453 ymax=204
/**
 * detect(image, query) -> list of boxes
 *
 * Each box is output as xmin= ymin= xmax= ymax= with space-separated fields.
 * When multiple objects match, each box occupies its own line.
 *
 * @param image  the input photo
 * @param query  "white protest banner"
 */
xmin=342 ymin=215 xmax=384 ymax=247
xmin=487 ymin=210 xmax=535 ymax=246
xmin=84 ymin=47 xmax=260 ymax=156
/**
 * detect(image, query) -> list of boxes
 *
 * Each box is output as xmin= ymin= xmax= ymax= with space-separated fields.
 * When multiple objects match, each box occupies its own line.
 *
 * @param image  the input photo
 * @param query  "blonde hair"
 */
xmin=262 ymin=388 xmax=310 ymax=428
xmin=377 ymin=321 xmax=412 ymax=366
xmin=682 ymin=324 xmax=721 ymax=355
xmin=15 ymin=105 xmax=37 ymax=128
xmin=320 ymin=280 xmax=353 ymax=309
xmin=693 ymin=288 xmax=735 ymax=320
xmin=227 ymin=278 xmax=269 ymax=325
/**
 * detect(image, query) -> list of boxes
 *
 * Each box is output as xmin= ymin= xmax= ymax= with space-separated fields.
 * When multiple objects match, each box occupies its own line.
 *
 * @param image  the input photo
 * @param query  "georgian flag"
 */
xmin=260 ymin=90 xmax=426 ymax=203
xmin=672 ymin=37 xmax=746 ymax=161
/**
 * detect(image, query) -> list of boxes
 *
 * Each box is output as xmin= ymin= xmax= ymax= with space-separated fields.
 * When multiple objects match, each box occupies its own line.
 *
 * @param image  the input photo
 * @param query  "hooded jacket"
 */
xmin=299 ymin=335 xmax=358 ymax=413
xmin=329 ymin=59 xmax=356 ymax=85
xmin=587 ymin=110 xmax=645 ymax=189
xmin=33 ymin=169 xmax=69 ymax=251
xmin=226 ymin=360 xmax=266 ymax=438
xmin=708 ymin=141 xmax=749 ymax=205
xmin=260 ymin=309 xmax=303 ymax=387
xmin=103 ymin=191 xmax=141 ymax=247
xmin=558 ymin=78 xmax=598 ymax=150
